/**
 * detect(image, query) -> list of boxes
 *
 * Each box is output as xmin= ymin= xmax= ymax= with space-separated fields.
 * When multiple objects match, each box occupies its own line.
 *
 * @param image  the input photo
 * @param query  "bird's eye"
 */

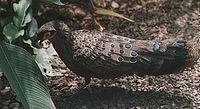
xmin=45 ymin=32 xmax=51 ymax=37
xmin=40 ymin=31 xmax=53 ymax=41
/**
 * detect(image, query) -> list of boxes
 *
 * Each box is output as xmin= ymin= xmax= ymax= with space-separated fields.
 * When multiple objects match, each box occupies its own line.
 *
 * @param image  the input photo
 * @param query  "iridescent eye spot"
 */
xmin=125 ymin=43 xmax=132 ymax=48
xmin=120 ymin=50 xmax=124 ymax=54
xmin=130 ymin=58 xmax=137 ymax=63
xmin=118 ymin=57 xmax=124 ymax=62
xmin=100 ymin=55 xmax=107 ymax=60
xmin=153 ymin=42 xmax=160 ymax=52
xmin=130 ymin=51 xmax=138 ymax=57
xmin=80 ymin=44 xmax=85 ymax=48
xmin=111 ymin=44 xmax=115 ymax=47
xmin=101 ymin=35 xmax=106 ymax=39
xmin=95 ymin=43 xmax=100 ymax=47
xmin=119 ymin=44 xmax=123 ymax=48
xmin=102 ymin=44 xmax=106 ymax=50
xmin=124 ymin=38 xmax=129 ymax=41
xmin=72 ymin=46 xmax=78 ymax=50
xmin=108 ymin=52 xmax=111 ymax=57
xmin=117 ymin=37 xmax=121 ymax=39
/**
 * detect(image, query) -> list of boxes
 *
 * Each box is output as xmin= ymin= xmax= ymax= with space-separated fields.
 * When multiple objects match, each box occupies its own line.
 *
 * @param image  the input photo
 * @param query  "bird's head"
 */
xmin=37 ymin=23 xmax=56 ymax=42
xmin=32 ymin=21 xmax=70 ymax=47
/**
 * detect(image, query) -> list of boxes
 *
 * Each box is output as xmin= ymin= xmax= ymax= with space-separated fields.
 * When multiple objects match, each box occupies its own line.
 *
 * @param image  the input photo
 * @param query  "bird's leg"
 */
xmin=84 ymin=77 xmax=92 ymax=87
xmin=78 ymin=77 xmax=91 ymax=90
xmin=83 ymin=77 xmax=93 ymax=93
xmin=64 ymin=77 xmax=91 ymax=96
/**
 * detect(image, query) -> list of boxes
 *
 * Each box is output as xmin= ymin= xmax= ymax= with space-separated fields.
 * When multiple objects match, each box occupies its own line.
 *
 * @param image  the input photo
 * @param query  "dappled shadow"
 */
xmin=36 ymin=0 xmax=200 ymax=40
xmin=53 ymin=86 xmax=193 ymax=109
xmin=37 ymin=1 xmax=200 ymax=108
xmin=104 ymin=0 xmax=200 ymax=40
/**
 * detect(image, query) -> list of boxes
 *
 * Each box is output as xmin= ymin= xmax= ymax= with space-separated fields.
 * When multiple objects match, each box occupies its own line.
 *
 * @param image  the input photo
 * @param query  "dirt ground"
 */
xmin=1 ymin=0 xmax=200 ymax=109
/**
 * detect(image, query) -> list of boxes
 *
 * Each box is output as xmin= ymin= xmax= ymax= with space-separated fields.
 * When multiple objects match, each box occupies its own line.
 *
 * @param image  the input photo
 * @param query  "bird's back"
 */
xmin=68 ymin=30 xmax=190 ymax=78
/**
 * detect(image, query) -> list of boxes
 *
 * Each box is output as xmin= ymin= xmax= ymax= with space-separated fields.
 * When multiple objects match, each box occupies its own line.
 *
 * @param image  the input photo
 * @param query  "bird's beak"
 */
xmin=31 ymin=27 xmax=56 ymax=48
xmin=40 ymin=30 xmax=56 ymax=42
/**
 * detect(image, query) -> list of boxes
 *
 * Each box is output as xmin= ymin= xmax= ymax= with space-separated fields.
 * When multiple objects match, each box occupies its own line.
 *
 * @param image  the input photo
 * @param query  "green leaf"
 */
xmin=0 ymin=42 xmax=56 ymax=109
xmin=34 ymin=44 xmax=62 ymax=76
xmin=13 ymin=0 xmax=32 ymax=28
xmin=94 ymin=8 xmax=135 ymax=23
xmin=22 ymin=8 xmax=32 ymax=27
xmin=26 ymin=17 xmax=38 ymax=38
xmin=3 ymin=22 xmax=24 ymax=43
xmin=0 ymin=7 xmax=6 ymax=13
xmin=41 ymin=0 xmax=64 ymax=5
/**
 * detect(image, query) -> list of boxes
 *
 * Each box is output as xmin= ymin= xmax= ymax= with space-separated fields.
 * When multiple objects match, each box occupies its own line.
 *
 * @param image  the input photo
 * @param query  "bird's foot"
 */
xmin=64 ymin=77 xmax=91 ymax=96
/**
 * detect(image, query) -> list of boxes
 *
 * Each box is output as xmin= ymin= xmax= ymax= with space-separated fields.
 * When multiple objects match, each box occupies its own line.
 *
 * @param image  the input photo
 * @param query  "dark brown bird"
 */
xmin=34 ymin=21 xmax=200 ymax=88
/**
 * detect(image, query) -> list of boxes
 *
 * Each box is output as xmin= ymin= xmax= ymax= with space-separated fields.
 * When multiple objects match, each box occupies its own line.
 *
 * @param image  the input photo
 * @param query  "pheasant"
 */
xmin=34 ymin=21 xmax=200 ymax=88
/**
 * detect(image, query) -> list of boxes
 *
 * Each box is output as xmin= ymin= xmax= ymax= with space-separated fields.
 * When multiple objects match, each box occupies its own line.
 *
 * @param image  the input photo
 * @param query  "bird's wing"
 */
xmin=70 ymin=30 xmax=181 ymax=76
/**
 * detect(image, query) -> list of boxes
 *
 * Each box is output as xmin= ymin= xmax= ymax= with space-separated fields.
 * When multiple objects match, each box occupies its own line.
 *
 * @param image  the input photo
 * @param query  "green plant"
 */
xmin=0 ymin=0 xmax=63 ymax=109
xmin=0 ymin=0 xmax=134 ymax=108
